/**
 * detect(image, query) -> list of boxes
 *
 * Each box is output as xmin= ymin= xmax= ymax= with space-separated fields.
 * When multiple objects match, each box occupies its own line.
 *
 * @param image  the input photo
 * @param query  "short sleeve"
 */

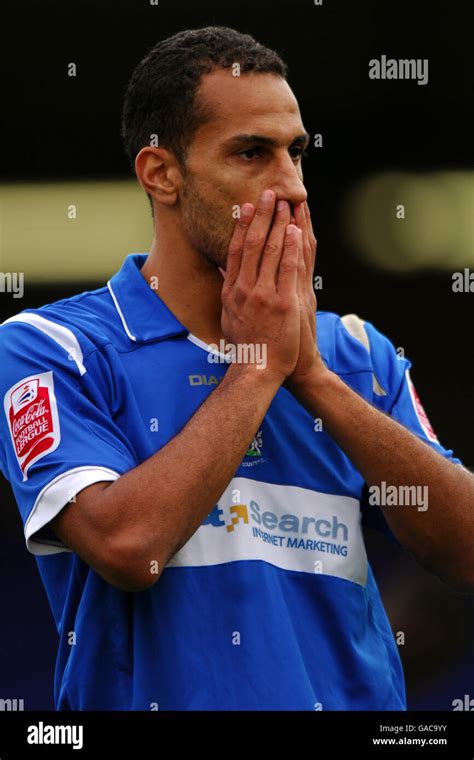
xmin=340 ymin=315 xmax=464 ymax=543
xmin=363 ymin=319 xmax=463 ymax=465
xmin=0 ymin=316 xmax=137 ymax=555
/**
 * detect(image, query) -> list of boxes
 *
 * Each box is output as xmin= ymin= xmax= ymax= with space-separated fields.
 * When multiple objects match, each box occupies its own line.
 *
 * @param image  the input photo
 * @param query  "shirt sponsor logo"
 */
xmin=167 ymin=478 xmax=368 ymax=586
xmin=4 ymin=371 xmax=60 ymax=480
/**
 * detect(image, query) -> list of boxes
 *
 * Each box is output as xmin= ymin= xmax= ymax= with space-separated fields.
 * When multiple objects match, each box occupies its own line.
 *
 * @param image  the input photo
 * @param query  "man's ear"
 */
xmin=135 ymin=146 xmax=183 ymax=207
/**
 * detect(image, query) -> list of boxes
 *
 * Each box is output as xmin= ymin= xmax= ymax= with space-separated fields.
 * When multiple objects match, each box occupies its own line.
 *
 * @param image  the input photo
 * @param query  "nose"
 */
xmin=272 ymin=152 xmax=308 ymax=209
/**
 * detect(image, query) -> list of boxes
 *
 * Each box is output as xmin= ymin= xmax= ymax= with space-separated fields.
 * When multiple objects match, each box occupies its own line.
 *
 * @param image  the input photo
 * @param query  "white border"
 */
xmin=25 ymin=465 xmax=120 ymax=555
xmin=187 ymin=333 xmax=229 ymax=360
xmin=2 ymin=314 xmax=87 ymax=376
xmin=107 ymin=281 xmax=137 ymax=342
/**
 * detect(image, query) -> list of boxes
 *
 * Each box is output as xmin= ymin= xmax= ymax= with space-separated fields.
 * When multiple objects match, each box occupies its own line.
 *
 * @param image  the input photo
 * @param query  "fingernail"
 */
xmin=240 ymin=203 xmax=254 ymax=218
xmin=277 ymin=200 xmax=287 ymax=212
xmin=261 ymin=189 xmax=274 ymax=203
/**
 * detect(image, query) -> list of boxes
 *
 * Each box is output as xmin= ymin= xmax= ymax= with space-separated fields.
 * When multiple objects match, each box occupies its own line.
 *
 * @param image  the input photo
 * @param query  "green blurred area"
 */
xmin=1 ymin=172 xmax=472 ymax=282
xmin=0 ymin=181 xmax=151 ymax=282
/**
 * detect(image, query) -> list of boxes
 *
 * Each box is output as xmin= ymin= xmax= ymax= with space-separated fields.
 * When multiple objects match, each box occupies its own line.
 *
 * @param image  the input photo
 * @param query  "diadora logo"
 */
xmin=188 ymin=374 xmax=221 ymax=386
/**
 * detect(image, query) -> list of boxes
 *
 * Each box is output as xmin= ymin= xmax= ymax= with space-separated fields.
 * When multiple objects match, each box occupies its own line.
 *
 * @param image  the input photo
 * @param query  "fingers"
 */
xmin=277 ymin=224 xmax=300 ymax=295
xmin=295 ymin=227 xmax=306 ymax=303
xmin=294 ymin=201 xmax=315 ymax=276
xmin=293 ymin=202 xmax=308 ymax=293
xmin=226 ymin=193 xmax=316 ymax=305
xmin=304 ymin=200 xmax=317 ymax=268
xmin=257 ymin=200 xmax=291 ymax=286
xmin=225 ymin=203 xmax=255 ymax=289
xmin=237 ymin=189 xmax=276 ymax=289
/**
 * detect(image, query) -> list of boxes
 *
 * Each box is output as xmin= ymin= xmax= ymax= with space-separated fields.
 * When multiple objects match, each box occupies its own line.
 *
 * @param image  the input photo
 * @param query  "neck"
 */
xmin=140 ymin=224 xmax=225 ymax=346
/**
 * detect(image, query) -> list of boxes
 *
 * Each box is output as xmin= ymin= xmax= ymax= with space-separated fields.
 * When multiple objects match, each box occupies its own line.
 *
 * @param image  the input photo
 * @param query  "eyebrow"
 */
xmin=223 ymin=131 xmax=311 ymax=149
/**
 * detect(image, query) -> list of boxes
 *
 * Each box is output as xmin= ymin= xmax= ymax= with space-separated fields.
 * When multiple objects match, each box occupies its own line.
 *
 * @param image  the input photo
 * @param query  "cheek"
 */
xmin=190 ymin=165 xmax=261 ymax=225
xmin=202 ymin=183 xmax=241 ymax=227
xmin=196 ymin=160 xmax=245 ymax=202
xmin=193 ymin=172 xmax=231 ymax=212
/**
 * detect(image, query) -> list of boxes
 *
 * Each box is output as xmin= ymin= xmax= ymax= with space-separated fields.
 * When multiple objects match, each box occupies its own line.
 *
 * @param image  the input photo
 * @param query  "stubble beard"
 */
xmin=180 ymin=172 xmax=233 ymax=271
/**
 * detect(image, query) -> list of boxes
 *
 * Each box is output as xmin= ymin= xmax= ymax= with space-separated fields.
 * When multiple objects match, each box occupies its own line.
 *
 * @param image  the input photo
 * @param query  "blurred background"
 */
xmin=0 ymin=0 xmax=473 ymax=710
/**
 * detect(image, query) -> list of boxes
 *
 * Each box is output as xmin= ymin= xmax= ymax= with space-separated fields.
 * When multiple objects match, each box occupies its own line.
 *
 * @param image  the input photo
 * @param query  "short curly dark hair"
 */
xmin=121 ymin=26 xmax=288 ymax=214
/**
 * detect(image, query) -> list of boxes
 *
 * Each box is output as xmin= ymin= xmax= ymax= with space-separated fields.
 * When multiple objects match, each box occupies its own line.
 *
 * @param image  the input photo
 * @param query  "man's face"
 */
xmin=179 ymin=69 xmax=309 ymax=269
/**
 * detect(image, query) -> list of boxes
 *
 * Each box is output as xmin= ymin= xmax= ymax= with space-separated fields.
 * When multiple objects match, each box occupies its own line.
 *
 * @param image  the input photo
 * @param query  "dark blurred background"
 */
xmin=0 ymin=0 xmax=473 ymax=710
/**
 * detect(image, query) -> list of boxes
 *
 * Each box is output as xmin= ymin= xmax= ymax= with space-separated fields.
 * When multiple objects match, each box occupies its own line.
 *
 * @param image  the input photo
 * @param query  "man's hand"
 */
xmin=285 ymin=200 xmax=328 ymax=392
xmin=221 ymin=189 xmax=301 ymax=385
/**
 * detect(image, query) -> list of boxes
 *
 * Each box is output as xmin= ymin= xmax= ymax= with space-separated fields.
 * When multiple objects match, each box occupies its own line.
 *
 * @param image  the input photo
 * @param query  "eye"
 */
xmin=289 ymin=146 xmax=309 ymax=160
xmin=237 ymin=148 xmax=262 ymax=161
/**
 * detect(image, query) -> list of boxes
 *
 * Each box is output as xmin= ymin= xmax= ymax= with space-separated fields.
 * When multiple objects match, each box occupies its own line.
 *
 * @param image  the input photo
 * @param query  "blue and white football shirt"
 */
xmin=0 ymin=253 xmax=462 ymax=710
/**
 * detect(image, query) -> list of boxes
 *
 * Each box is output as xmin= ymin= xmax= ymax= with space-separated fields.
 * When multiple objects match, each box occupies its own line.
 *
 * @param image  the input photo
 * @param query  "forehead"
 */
xmin=194 ymin=69 xmax=304 ymax=143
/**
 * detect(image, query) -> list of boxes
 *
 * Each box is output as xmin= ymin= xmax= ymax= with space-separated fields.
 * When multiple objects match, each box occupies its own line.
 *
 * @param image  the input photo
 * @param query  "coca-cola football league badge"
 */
xmin=4 ymin=371 xmax=60 ymax=481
